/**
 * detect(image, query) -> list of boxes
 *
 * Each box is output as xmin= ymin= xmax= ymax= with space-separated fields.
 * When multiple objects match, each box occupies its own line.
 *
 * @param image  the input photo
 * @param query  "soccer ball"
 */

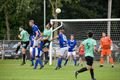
xmin=56 ymin=8 xmax=61 ymax=14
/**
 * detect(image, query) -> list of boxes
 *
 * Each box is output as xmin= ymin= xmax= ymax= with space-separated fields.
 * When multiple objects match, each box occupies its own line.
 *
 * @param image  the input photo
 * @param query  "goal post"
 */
xmin=49 ymin=18 xmax=120 ymax=65
xmin=49 ymin=22 xmax=63 ymax=65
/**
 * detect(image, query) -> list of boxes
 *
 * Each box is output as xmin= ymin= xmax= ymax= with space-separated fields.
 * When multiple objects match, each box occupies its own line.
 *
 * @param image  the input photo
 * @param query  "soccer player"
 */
xmin=18 ymin=27 xmax=30 ymax=65
xmin=39 ymin=23 xmax=52 ymax=65
xmin=75 ymin=31 xmax=97 ymax=80
xmin=52 ymin=28 xmax=68 ymax=70
xmin=29 ymin=20 xmax=44 ymax=69
xmin=99 ymin=32 xmax=114 ymax=67
xmin=64 ymin=34 xmax=77 ymax=66
xmin=77 ymin=45 xmax=85 ymax=66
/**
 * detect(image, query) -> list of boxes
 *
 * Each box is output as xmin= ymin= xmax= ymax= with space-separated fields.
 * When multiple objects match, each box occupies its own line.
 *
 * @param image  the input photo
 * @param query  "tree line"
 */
xmin=0 ymin=0 xmax=120 ymax=40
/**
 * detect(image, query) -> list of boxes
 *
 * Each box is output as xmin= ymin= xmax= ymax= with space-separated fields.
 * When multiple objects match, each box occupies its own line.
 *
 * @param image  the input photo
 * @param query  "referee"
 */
xmin=18 ymin=26 xmax=30 ymax=65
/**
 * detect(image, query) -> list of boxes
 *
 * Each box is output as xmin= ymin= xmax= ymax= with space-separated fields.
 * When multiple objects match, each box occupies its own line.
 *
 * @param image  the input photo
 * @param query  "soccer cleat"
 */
xmin=75 ymin=71 xmax=78 ymax=79
xmin=74 ymin=64 xmax=77 ymax=66
xmin=100 ymin=65 xmax=103 ymax=67
xmin=31 ymin=64 xmax=34 ymax=66
xmin=81 ymin=64 xmax=83 ymax=67
xmin=21 ymin=62 xmax=26 ymax=65
xmin=77 ymin=63 xmax=79 ymax=66
xmin=64 ymin=63 xmax=67 ymax=66
xmin=40 ymin=66 xmax=44 ymax=69
xmin=44 ymin=61 xmax=48 ymax=65
xmin=55 ymin=67 xmax=59 ymax=70
xmin=33 ymin=67 xmax=36 ymax=69
xmin=55 ymin=66 xmax=61 ymax=70
xmin=92 ymin=78 xmax=96 ymax=80
xmin=112 ymin=65 xmax=114 ymax=68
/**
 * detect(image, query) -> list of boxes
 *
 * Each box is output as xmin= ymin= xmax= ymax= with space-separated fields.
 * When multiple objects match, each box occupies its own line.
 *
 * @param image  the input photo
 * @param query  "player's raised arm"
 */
xmin=18 ymin=27 xmax=24 ymax=39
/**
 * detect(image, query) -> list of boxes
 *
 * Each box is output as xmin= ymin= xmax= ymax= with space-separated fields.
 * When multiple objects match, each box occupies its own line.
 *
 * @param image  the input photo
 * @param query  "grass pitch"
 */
xmin=0 ymin=59 xmax=120 ymax=80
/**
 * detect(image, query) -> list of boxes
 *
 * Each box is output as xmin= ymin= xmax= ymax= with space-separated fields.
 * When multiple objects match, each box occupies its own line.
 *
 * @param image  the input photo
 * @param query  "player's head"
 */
xmin=19 ymin=26 xmax=23 ymax=32
xmin=87 ymin=31 xmax=93 ymax=38
xmin=46 ymin=23 xmax=52 ymax=30
xmin=59 ymin=28 xmax=65 ymax=34
xmin=102 ymin=32 xmax=106 ymax=37
xmin=29 ymin=20 xmax=34 ymax=27
xmin=70 ymin=34 xmax=74 ymax=40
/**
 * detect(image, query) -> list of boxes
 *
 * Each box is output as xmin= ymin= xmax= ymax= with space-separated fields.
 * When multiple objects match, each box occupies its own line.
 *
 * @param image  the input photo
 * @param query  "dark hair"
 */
xmin=29 ymin=20 xmax=34 ymax=24
xmin=48 ymin=23 xmax=52 ymax=28
xmin=59 ymin=28 xmax=65 ymax=33
xmin=19 ymin=26 xmax=24 ymax=29
xmin=87 ymin=31 xmax=93 ymax=38
xmin=70 ymin=33 xmax=74 ymax=35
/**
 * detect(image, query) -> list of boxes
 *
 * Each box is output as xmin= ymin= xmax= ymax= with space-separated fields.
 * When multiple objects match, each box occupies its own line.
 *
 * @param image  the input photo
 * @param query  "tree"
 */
xmin=0 ymin=0 xmax=34 ymax=40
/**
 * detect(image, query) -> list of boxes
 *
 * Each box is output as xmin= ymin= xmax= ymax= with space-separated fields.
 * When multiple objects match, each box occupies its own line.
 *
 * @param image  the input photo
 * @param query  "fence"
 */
xmin=0 ymin=40 xmax=20 ymax=59
xmin=0 ymin=40 xmax=120 ymax=62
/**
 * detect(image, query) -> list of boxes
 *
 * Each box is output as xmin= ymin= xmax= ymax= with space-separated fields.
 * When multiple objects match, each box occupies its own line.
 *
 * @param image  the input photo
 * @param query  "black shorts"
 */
xmin=42 ymin=40 xmax=50 ymax=49
xmin=21 ymin=41 xmax=29 ymax=49
xmin=85 ymin=56 xmax=93 ymax=66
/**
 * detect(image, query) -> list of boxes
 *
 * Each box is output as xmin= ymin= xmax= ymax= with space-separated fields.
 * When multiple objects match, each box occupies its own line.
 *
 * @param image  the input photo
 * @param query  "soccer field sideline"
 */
xmin=0 ymin=59 xmax=120 ymax=80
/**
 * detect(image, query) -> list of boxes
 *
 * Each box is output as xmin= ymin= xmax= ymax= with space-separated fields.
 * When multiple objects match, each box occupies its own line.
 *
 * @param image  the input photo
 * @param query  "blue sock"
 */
xmin=31 ymin=58 xmax=34 ymax=65
xmin=32 ymin=48 xmax=35 ymax=65
xmin=57 ymin=58 xmax=62 ymax=67
xmin=38 ymin=58 xmax=43 ymax=67
xmin=34 ymin=59 xmax=39 ymax=69
xmin=60 ymin=58 xmax=62 ymax=67
xmin=73 ymin=58 xmax=77 ymax=66
xmin=64 ymin=59 xmax=68 ymax=65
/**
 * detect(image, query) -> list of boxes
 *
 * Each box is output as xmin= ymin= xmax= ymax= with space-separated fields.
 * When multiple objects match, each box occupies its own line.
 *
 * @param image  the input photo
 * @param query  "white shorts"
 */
xmin=34 ymin=47 xmax=43 ymax=57
xmin=30 ymin=47 xmax=33 ymax=53
xmin=68 ymin=51 xmax=76 ymax=56
xmin=34 ymin=48 xmax=38 ymax=56
xmin=33 ymin=40 xmax=40 ymax=47
xmin=60 ymin=47 xmax=68 ymax=56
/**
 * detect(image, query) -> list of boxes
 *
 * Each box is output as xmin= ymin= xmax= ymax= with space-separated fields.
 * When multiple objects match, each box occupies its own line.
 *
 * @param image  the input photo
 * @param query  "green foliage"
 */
xmin=0 ymin=0 xmax=120 ymax=40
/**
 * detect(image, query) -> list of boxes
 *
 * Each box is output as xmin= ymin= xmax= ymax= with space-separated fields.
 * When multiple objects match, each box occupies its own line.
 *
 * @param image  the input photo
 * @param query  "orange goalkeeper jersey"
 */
xmin=100 ymin=36 xmax=112 ymax=49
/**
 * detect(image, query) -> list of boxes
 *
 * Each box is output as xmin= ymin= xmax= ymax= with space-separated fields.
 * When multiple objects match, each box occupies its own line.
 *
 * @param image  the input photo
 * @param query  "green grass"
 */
xmin=0 ymin=59 xmax=120 ymax=80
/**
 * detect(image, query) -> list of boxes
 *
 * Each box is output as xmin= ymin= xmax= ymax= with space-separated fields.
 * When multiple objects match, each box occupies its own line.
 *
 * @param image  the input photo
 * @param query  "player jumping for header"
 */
xmin=29 ymin=20 xmax=44 ymax=69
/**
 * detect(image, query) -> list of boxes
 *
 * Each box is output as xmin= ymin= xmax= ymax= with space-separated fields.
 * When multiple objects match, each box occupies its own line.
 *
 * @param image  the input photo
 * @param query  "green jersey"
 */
xmin=20 ymin=30 xmax=29 ymax=42
xmin=82 ymin=38 xmax=97 ymax=57
xmin=43 ymin=28 xmax=51 ymax=41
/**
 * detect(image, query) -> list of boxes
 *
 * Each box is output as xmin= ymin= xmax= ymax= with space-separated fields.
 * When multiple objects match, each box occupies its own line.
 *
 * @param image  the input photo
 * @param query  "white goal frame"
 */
xmin=49 ymin=18 xmax=120 ymax=65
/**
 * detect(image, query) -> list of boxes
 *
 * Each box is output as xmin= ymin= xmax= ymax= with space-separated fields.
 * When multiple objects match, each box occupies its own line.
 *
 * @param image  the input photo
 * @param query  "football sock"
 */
xmin=45 ymin=52 xmax=49 ymax=60
xmin=90 ymin=69 xmax=94 ymax=79
xmin=31 ymin=58 xmax=34 ymax=65
xmin=77 ymin=67 xmax=87 ymax=73
xmin=16 ymin=45 xmax=20 ymax=53
xmin=34 ymin=59 xmax=38 ymax=69
xmin=73 ymin=58 xmax=77 ymax=66
xmin=100 ymin=57 xmax=104 ymax=65
xmin=109 ymin=57 xmax=114 ymax=64
xmin=45 ymin=52 xmax=49 ymax=64
xmin=57 ymin=58 xmax=62 ymax=67
xmin=38 ymin=58 xmax=43 ymax=67
xmin=64 ymin=59 xmax=68 ymax=65
xmin=32 ymin=48 xmax=36 ymax=65
xmin=23 ymin=54 xmax=26 ymax=63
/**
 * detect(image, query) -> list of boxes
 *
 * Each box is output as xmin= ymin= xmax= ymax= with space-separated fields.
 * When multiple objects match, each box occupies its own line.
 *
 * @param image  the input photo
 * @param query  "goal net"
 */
xmin=49 ymin=18 xmax=120 ymax=65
